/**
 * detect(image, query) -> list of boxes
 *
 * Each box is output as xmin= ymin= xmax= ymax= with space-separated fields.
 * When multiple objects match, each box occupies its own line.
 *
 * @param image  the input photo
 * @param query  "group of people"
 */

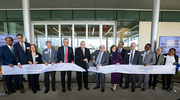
xmin=0 ymin=33 xmax=178 ymax=95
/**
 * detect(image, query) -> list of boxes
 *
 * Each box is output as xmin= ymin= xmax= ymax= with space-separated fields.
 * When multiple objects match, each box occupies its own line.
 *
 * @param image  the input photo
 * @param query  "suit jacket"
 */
xmin=42 ymin=48 xmax=57 ymax=63
xmin=27 ymin=53 xmax=42 ymax=64
xmin=156 ymin=54 xmax=164 ymax=65
xmin=140 ymin=50 xmax=156 ymax=65
xmin=57 ymin=46 xmax=74 ymax=63
xmin=118 ymin=48 xmax=126 ymax=64
xmin=91 ymin=50 xmax=109 ymax=66
xmin=163 ymin=53 xmax=179 ymax=65
xmin=13 ymin=42 xmax=30 ymax=64
xmin=75 ymin=47 xmax=91 ymax=69
xmin=0 ymin=45 xmax=16 ymax=65
xmin=124 ymin=50 xmax=141 ymax=65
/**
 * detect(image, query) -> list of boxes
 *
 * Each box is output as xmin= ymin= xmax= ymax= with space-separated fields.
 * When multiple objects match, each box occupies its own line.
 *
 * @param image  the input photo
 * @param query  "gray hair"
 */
xmin=80 ymin=41 xmax=85 ymax=44
xmin=46 ymin=41 xmax=51 ymax=44
xmin=157 ymin=47 xmax=164 ymax=52
xmin=131 ymin=42 xmax=136 ymax=46
xmin=99 ymin=45 xmax=105 ymax=49
xmin=63 ymin=38 xmax=69 ymax=42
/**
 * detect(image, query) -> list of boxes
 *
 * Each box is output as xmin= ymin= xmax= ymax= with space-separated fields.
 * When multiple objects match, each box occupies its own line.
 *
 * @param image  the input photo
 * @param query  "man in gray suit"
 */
xmin=91 ymin=45 xmax=109 ymax=92
xmin=136 ymin=43 xmax=156 ymax=91
xmin=123 ymin=42 xmax=141 ymax=92
xmin=42 ymin=41 xmax=57 ymax=93
xmin=148 ymin=47 xmax=164 ymax=90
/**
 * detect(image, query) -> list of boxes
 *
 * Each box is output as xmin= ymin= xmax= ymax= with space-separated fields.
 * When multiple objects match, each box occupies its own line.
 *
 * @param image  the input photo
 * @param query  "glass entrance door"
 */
xmin=31 ymin=21 xmax=116 ymax=53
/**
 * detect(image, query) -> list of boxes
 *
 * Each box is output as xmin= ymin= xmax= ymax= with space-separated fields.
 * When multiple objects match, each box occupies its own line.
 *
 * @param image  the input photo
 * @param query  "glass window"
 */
xmin=61 ymin=25 xmax=73 ymax=47
xmin=74 ymin=10 xmax=94 ymax=20
xmin=34 ymin=25 xmax=46 ymax=53
xmin=140 ymin=11 xmax=162 ymax=21
xmin=61 ymin=25 xmax=72 ymax=47
xmin=96 ymin=10 xmax=116 ymax=21
xmin=0 ymin=22 xmax=8 ymax=35
xmin=87 ymin=25 xmax=100 ymax=52
xmin=47 ymin=25 xmax=59 ymax=51
xmin=8 ymin=22 xmax=24 ymax=35
xmin=0 ymin=11 xmax=7 ymax=21
xmin=162 ymin=11 xmax=180 ymax=22
xmin=140 ymin=11 xmax=152 ymax=21
xmin=74 ymin=25 xmax=86 ymax=49
xmin=7 ymin=10 xmax=23 ymax=21
xmin=117 ymin=22 xmax=139 ymax=48
xmin=118 ymin=10 xmax=139 ymax=21
xmin=51 ymin=10 xmax=72 ymax=20
xmin=102 ymin=25 xmax=114 ymax=52
xmin=31 ymin=10 xmax=50 ymax=21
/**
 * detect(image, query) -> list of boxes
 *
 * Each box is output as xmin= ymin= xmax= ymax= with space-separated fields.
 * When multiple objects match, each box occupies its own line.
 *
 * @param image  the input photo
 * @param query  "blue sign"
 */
xmin=159 ymin=36 xmax=180 ymax=57
xmin=0 ymin=35 xmax=18 ymax=47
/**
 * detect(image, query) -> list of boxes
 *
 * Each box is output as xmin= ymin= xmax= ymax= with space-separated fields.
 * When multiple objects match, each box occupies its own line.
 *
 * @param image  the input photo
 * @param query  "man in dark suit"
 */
xmin=0 ymin=37 xmax=16 ymax=94
xmin=13 ymin=34 xmax=30 ymax=93
xmin=57 ymin=38 xmax=74 ymax=92
xmin=91 ymin=45 xmax=109 ymax=92
xmin=75 ymin=41 xmax=91 ymax=91
xmin=123 ymin=42 xmax=141 ymax=92
xmin=118 ymin=41 xmax=126 ymax=87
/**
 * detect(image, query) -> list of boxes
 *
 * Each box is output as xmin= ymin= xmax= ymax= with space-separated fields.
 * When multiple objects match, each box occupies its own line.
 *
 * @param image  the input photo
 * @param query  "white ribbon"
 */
xmin=2 ymin=63 xmax=176 ymax=75
xmin=2 ymin=63 xmax=85 ymax=75
xmin=88 ymin=65 xmax=176 ymax=74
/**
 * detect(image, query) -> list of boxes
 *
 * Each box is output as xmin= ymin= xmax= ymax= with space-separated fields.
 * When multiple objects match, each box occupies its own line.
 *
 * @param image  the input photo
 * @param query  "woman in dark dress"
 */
xmin=27 ymin=44 xmax=42 ymax=93
xmin=109 ymin=45 xmax=123 ymax=92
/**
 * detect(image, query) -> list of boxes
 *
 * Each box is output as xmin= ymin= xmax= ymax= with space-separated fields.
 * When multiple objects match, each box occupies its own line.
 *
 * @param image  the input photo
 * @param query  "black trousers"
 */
xmin=76 ymin=70 xmax=88 ymax=88
xmin=29 ymin=74 xmax=40 ymax=92
xmin=14 ymin=75 xmax=24 ymax=89
xmin=44 ymin=71 xmax=56 ymax=90
xmin=148 ymin=74 xmax=158 ymax=88
xmin=124 ymin=74 xmax=136 ymax=89
xmin=120 ymin=74 xmax=124 ymax=86
xmin=162 ymin=74 xmax=172 ymax=89
xmin=5 ymin=75 xmax=14 ymax=91
xmin=61 ymin=71 xmax=71 ymax=89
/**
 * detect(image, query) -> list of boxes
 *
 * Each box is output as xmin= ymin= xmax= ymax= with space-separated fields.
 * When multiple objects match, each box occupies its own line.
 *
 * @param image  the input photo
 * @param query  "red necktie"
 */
xmin=65 ymin=47 xmax=68 ymax=63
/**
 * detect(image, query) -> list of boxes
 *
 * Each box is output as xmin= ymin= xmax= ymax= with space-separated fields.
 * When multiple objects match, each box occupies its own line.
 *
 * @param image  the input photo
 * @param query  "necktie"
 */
xmin=65 ymin=47 xmax=68 ymax=63
xmin=21 ymin=43 xmax=25 ymax=52
xmin=96 ymin=52 xmax=102 ymax=64
xmin=82 ymin=48 xmax=85 ymax=56
xmin=143 ymin=51 xmax=147 ymax=63
xmin=10 ymin=47 xmax=14 ymax=54
xmin=48 ymin=49 xmax=50 ymax=63
xmin=130 ymin=51 xmax=133 ymax=64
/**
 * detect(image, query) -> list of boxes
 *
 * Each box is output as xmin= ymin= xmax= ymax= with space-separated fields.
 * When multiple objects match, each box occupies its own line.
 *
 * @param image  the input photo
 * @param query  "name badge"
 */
xmin=35 ymin=55 xmax=39 ymax=58
xmin=45 ymin=51 xmax=48 ymax=54
xmin=141 ymin=54 xmax=144 ymax=56
xmin=27 ymin=47 xmax=30 ymax=49
xmin=164 ymin=56 xmax=167 ymax=58
xmin=127 ymin=53 xmax=130 ymax=55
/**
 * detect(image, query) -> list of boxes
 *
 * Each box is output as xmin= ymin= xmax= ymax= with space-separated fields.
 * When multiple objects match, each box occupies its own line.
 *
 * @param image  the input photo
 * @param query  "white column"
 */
xmin=22 ymin=0 xmax=31 ymax=43
xmin=150 ymin=0 xmax=160 ymax=52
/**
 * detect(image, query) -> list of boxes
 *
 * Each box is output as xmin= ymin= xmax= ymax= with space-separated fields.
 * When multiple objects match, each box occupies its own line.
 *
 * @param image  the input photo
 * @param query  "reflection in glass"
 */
xmin=102 ymin=25 xmax=114 ymax=52
xmin=117 ymin=22 xmax=139 ymax=49
xmin=34 ymin=25 xmax=46 ymax=53
xmin=74 ymin=25 xmax=86 ymax=49
xmin=87 ymin=25 xmax=99 ymax=52
xmin=8 ymin=22 xmax=24 ymax=35
xmin=47 ymin=25 xmax=59 ymax=50
xmin=61 ymin=25 xmax=72 ymax=47
xmin=0 ymin=22 xmax=8 ymax=35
